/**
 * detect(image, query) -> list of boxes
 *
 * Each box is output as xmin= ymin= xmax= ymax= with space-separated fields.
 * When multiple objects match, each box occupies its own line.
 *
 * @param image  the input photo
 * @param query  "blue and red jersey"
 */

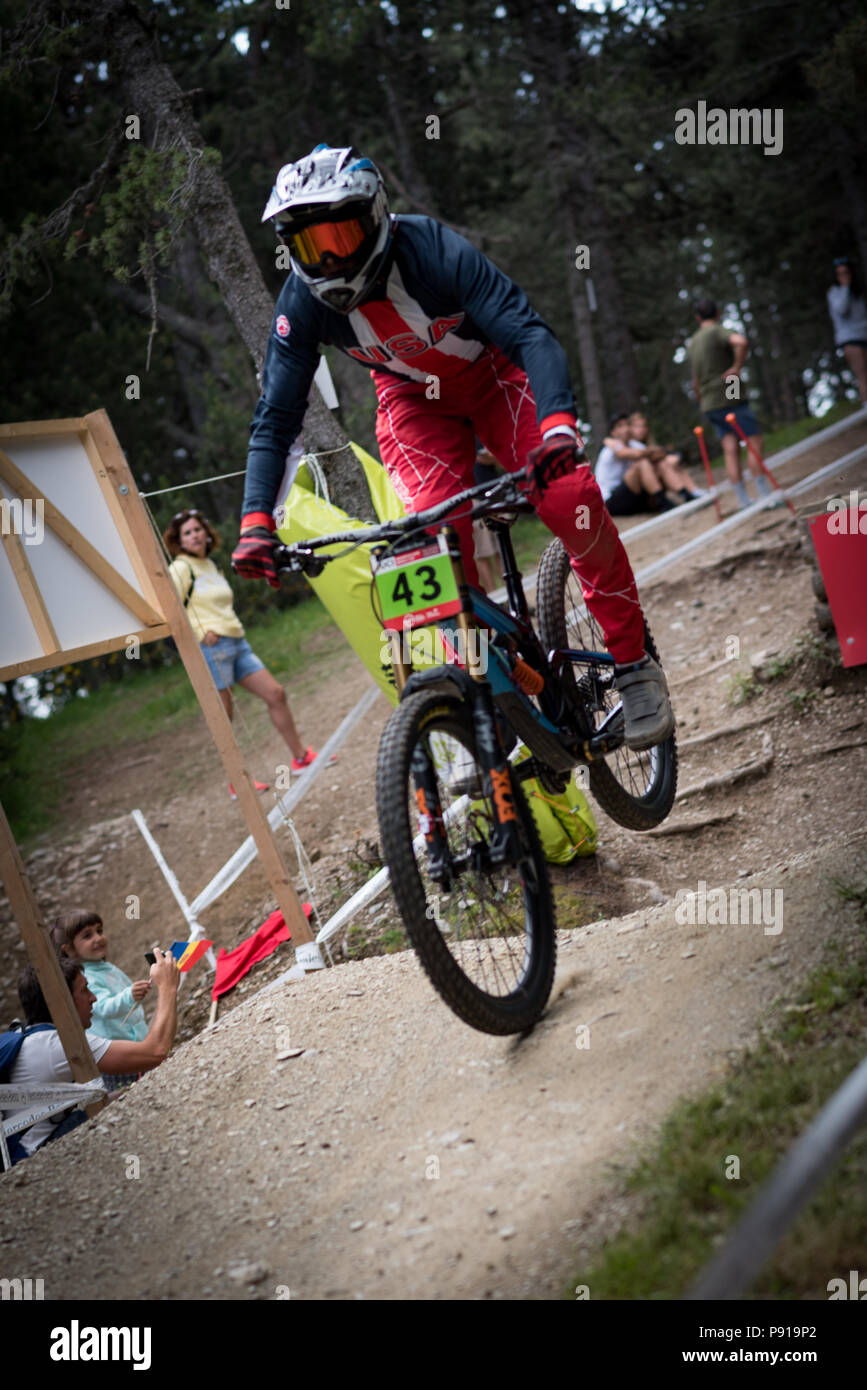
xmin=242 ymin=215 xmax=577 ymax=517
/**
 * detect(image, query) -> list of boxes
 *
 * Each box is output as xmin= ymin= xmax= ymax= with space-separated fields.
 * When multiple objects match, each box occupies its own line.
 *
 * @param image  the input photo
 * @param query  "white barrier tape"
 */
xmin=635 ymin=442 xmax=867 ymax=587
xmin=189 ymin=682 xmax=383 ymax=916
xmin=130 ymin=809 xmax=217 ymax=972
xmin=294 ymin=940 xmax=326 ymax=971
xmin=751 ymin=404 xmax=867 ymax=472
xmin=488 ymin=406 xmax=867 ymax=604
xmin=2 ymin=1083 xmax=106 ymax=1144
xmin=776 ymin=441 xmax=867 ymax=499
xmin=0 ymin=1082 xmax=107 ymax=1106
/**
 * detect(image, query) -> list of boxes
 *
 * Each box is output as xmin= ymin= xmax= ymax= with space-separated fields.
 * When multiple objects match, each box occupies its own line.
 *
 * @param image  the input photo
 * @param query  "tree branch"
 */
xmin=105 ymin=280 xmax=231 ymax=353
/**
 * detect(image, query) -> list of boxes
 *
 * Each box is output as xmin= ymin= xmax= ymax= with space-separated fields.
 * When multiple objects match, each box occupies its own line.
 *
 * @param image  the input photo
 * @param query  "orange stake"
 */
xmin=693 ymin=426 xmax=722 ymax=523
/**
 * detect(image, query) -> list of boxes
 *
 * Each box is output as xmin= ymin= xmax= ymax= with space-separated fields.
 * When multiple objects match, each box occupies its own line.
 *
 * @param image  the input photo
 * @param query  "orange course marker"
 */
xmin=724 ymin=412 xmax=796 ymax=516
xmin=693 ymin=426 xmax=722 ymax=523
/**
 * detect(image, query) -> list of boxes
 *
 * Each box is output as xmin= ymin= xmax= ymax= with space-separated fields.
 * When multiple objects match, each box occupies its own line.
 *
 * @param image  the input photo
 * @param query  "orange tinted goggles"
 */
xmin=286 ymin=218 xmax=367 ymax=269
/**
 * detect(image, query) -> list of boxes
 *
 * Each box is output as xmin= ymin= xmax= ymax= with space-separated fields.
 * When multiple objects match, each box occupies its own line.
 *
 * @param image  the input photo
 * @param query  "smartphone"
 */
xmin=144 ymin=951 xmax=156 ymax=967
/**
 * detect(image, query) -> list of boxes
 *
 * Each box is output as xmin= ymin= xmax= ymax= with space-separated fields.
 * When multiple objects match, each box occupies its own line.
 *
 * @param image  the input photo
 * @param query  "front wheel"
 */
xmin=375 ymin=688 xmax=556 ymax=1035
xmin=536 ymin=539 xmax=678 ymax=830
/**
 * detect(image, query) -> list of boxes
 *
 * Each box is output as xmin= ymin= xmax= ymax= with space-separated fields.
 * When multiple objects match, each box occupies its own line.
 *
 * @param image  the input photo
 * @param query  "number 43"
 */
xmin=391 ymin=564 xmax=441 ymax=606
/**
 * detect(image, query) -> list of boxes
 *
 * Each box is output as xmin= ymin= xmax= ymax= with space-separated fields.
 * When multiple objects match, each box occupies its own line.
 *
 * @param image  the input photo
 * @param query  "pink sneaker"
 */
xmin=290 ymin=748 xmax=338 ymax=775
xmin=228 ymin=780 xmax=270 ymax=800
xmin=291 ymin=747 xmax=317 ymax=774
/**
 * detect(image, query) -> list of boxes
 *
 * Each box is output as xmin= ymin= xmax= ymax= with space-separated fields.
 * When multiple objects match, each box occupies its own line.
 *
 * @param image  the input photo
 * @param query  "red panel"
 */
xmin=808 ymin=505 xmax=867 ymax=667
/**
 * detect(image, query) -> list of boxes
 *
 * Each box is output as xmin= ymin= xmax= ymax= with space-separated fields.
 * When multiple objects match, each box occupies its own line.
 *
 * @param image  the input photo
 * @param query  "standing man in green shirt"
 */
xmin=686 ymin=298 xmax=773 ymax=509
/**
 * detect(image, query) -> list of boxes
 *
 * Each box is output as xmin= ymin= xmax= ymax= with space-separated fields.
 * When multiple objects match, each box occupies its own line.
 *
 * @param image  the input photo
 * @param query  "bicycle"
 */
xmin=276 ymin=470 xmax=677 ymax=1035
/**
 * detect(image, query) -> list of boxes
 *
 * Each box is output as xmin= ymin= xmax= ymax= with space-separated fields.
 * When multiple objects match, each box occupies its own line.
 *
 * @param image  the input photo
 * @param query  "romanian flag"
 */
xmin=171 ymin=939 xmax=213 ymax=972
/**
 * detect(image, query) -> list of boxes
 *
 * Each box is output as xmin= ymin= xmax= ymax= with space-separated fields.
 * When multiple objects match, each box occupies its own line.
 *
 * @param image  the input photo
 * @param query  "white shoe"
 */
xmin=614 ymin=655 xmax=675 ymax=751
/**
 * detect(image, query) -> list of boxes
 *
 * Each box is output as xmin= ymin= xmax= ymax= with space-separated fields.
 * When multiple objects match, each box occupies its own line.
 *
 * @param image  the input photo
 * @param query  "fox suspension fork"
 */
xmin=444 ymin=527 xmax=523 ymax=867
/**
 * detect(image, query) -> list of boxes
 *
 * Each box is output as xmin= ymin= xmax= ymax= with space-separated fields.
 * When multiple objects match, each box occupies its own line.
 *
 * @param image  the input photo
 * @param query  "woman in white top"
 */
xmin=827 ymin=257 xmax=867 ymax=403
xmin=164 ymin=509 xmax=327 ymax=796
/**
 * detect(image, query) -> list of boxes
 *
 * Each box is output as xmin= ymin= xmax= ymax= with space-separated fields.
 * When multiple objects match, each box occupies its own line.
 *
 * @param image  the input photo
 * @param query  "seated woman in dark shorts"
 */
xmin=594 ymin=414 xmax=676 ymax=517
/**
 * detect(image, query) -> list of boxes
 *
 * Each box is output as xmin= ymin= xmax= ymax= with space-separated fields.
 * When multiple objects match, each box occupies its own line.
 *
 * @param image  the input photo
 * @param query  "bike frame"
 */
xmin=382 ymin=513 xmax=621 ymax=874
xmin=387 ymin=507 xmax=622 ymax=773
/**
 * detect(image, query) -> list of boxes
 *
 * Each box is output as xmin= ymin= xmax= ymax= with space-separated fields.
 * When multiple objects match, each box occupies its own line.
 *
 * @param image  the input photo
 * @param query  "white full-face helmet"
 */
xmin=262 ymin=144 xmax=392 ymax=313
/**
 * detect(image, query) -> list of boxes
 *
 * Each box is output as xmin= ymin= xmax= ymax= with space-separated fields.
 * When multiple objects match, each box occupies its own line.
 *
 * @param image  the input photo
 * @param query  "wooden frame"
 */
xmin=0 ymin=411 xmax=315 ymax=1111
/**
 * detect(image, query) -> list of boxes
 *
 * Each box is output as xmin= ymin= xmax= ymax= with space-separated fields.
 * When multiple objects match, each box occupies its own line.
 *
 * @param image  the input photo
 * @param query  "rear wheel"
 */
xmin=536 ymin=539 xmax=677 ymax=830
xmin=376 ymin=688 xmax=556 ymax=1034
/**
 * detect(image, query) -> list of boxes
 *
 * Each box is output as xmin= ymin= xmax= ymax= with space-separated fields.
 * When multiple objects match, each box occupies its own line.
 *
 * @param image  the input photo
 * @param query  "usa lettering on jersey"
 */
xmin=346 ymin=313 xmax=464 ymax=365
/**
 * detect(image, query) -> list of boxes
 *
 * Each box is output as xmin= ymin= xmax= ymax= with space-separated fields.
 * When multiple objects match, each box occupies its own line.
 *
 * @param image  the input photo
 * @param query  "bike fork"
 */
xmin=410 ymin=744 xmax=453 ymax=890
xmin=444 ymin=523 xmax=523 ymax=868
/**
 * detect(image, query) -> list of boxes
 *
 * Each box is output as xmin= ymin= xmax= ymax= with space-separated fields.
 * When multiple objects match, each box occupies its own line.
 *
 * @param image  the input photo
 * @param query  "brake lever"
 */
xmin=273 ymin=544 xmax=326 ymax=578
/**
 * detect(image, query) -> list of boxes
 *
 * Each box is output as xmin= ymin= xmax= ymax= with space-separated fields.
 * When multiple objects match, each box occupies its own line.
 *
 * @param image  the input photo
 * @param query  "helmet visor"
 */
xmin=277 ymin=217 xmax=369 ymax=276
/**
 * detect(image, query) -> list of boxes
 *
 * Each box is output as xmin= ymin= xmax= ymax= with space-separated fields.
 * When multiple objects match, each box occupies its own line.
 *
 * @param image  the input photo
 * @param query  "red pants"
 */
xmin=373 ymin=347 xmax=645 ymax=663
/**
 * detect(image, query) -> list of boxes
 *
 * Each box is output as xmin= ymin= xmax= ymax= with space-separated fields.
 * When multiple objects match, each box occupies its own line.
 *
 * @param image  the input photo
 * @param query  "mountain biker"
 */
xmin=232 ymin=144 xmax=674 ymax=751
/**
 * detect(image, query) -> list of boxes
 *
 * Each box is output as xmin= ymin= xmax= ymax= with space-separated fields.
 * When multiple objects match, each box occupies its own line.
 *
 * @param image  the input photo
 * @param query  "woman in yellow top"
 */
xmin=164 ymin=509 xmax=326 ymax=797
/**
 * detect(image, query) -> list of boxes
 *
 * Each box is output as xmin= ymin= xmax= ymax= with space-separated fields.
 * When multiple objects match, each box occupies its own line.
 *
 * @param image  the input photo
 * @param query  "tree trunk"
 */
xmin=834 ymin=126 xmax=867 ymax=287
xmin=561 ymin=199 xmax=607 ymax=449
xmin=89 ymin=0 xmax=375 ymax=517
xmin=575 ymin=169 xmax=641 ymax=414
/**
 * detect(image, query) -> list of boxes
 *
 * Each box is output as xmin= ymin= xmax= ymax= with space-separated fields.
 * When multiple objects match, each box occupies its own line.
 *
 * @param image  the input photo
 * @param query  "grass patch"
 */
xmin=564 ymin=878 xmax=867 ymax=1299
xmin=729 ymin=631 xmax=840 ymax=709
xmin=761 ymin=400 xmax=862 ymax=457
xmin=0 ymin=596 xmax=338 ymax=844
xmin=509 ymin=514 xmax=551 ymax=576
xmin=728 ymin=671 xmax=761 ymax=705
xmin=554 ymin=884 xmax=605 ymax=930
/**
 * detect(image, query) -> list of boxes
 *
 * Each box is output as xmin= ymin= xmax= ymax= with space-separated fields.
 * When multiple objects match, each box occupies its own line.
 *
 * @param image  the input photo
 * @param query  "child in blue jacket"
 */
xmin=51 ymin=908 xmax=151 ymax=1089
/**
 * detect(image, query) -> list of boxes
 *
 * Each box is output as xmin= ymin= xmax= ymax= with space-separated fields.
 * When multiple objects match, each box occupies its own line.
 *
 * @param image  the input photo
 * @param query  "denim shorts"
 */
xmin=201 ymin=635 xmax=265 ymax=690
xmin=705 ymin=404 xmax=761 ymax=441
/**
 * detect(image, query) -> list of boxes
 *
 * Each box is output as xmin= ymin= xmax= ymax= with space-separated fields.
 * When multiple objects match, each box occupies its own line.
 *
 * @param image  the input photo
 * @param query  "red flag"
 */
xmin=211 ymin=906 xmax=310 ymax=1000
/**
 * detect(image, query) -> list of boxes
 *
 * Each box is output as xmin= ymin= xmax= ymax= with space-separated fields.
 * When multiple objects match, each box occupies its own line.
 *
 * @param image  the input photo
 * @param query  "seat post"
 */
xmin=490 ymin=521 xmax=530 ymax=622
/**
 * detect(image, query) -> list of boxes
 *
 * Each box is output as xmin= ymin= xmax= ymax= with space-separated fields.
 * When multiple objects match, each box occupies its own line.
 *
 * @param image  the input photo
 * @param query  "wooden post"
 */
xmin=0 ymin=802 xmax=104 ymax=1114
xmin=82 ymin=409 xmax=314 ymax=947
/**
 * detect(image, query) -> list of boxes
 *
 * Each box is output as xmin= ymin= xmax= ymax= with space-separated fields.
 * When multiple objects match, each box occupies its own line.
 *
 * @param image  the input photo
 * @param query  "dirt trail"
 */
xmin=2 ymin=418 xmax=866 ymax=1299
xmin=4 ymin=832 xmax=864 ymax=1300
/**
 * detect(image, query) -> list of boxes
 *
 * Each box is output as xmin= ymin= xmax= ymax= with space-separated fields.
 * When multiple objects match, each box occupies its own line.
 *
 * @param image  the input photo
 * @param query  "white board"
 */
xmin=0 ymin=430 xmax=155 ymax=670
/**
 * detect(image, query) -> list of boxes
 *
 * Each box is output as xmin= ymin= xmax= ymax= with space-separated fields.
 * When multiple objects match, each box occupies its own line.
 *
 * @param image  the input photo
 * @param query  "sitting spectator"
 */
xmin=50 ymin=908 xmax=150 ymax=1092
xmin=627 ymin=412 xmax=705 ymax=503
xmin=4 ymin=950 xmax=180 ymax=1164
xmin=595 ymin=414 xmax=676 ymax=516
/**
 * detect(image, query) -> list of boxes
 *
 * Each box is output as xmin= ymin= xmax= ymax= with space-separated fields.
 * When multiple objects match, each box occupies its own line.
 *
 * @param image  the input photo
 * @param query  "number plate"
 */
xmin=372 ymin=535 xmax=462 ymax=631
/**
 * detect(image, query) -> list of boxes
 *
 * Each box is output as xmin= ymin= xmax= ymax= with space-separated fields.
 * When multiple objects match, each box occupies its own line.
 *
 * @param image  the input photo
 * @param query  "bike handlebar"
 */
xmin=273 ymin=472 xmax=528 ymax=576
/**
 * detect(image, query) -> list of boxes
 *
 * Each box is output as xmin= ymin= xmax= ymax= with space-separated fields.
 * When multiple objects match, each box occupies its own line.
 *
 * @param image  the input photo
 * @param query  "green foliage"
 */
xmin=728 ymin=671 xmax=760 ymax=706
xmin=68 ymin=143 xmax=221 ymax=284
